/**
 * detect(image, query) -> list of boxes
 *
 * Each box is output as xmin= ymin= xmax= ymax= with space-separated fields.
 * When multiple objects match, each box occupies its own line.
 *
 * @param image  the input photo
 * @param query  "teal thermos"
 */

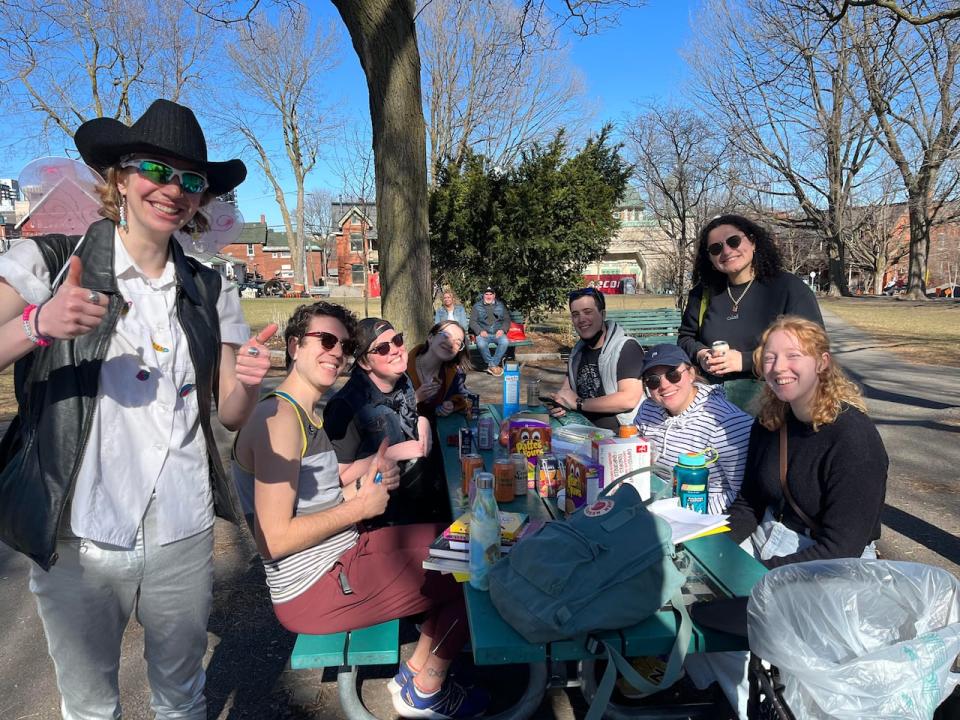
xmin=673 ymin=452 xmax=710 ymax=514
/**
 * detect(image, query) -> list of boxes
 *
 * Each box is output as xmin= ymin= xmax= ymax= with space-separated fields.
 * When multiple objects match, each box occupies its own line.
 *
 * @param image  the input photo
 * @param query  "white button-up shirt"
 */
xmin=0 ymin=231 xmax=249 ymax=547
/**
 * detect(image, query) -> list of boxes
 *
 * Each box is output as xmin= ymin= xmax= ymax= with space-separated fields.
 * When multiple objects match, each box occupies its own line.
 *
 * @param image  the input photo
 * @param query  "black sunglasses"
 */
xmin=366 ymin=333 xmax=405 ymax=356
xmin=568 ymin=287 xmax=606 ymax=311
xmin=707 ymin=234 xmax=746 ymax=257
xmin=643 ymin=366 xmax=688 ymax=389
xmin=302 ymin=331 xmax=356 ymax=356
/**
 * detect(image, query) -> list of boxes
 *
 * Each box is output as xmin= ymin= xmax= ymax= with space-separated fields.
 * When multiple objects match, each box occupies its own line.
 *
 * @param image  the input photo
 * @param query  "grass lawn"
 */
xmin=820 ymin=297 xmax=960 ymax=368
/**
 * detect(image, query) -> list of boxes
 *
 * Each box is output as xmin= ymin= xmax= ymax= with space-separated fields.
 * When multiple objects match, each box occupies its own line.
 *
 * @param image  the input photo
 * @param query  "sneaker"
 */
xmin=387 ymin=661 xmax=416 ymax=695
xmin=387 ymin=660 xmax=476 ymax=695
xmin=393 ymin=675 xmax=489 ymax=719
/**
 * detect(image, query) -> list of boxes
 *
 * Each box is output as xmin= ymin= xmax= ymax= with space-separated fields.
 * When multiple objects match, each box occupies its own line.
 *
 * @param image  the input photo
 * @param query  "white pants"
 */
xmin=29 ymin=498 xmax=214 ymax=720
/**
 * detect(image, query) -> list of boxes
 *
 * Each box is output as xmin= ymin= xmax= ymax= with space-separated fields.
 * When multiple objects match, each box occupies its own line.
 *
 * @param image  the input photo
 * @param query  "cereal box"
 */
xmin=592 ymin=436 xmax=652 ymax=500
xmin=562 ymin=453 xmax=604 ymax=515
xmin=508 ymin=418 xmax=552 ymax=489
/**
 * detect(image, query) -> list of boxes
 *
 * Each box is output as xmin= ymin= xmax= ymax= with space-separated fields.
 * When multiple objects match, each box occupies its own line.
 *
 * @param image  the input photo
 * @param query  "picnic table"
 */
xmin=436 ymin=405 xmax=767 ymax=718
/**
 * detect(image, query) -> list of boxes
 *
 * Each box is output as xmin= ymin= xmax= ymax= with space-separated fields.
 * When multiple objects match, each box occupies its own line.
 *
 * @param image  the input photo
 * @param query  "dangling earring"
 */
xmin=119 ymin=195 xmax=128 ymax=231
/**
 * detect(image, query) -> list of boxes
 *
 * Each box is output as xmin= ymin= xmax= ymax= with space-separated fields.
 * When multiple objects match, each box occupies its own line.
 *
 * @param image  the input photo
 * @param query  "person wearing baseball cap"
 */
xmin=324 ymin=318 xmax=446 ymax=525
xmin=468 ymin=286 xmax=510 ymax=375
xmin=0 ymin=99 xmax=274 ymax=718
xmin=634 ymin=343 xmax=752 ymax=515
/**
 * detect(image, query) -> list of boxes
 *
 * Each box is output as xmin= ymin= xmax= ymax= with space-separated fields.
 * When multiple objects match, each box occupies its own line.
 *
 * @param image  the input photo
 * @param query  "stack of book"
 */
xmin=423 ymin=511 xmax=543 ymax=576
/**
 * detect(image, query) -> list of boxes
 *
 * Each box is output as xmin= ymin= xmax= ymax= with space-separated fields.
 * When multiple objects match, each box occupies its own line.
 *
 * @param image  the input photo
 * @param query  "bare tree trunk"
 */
xmin=332 ymin=0 xmax=432 ymax=339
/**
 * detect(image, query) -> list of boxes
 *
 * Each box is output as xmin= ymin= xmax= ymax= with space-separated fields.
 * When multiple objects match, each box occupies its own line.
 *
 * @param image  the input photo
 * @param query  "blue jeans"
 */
xmin=477 ymin=333 xmax=509 ymax=368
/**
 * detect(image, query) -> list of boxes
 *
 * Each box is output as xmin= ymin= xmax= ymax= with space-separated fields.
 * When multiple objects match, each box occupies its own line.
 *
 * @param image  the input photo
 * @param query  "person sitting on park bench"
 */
xmin=232 ymin=302 xmax=488 ymax=719
xmin=434 ymin=289 xmax=469 ymax=331
xmin=550 ymin=286 xmax=645 ymax=431
xmin=469 ymin=285 xmax=510 ymax=375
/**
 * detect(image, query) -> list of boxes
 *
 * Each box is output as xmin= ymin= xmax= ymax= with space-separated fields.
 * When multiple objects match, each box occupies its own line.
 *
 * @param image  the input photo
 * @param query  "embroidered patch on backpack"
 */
xmin=585 ymin=499 xmax=615 ymax=517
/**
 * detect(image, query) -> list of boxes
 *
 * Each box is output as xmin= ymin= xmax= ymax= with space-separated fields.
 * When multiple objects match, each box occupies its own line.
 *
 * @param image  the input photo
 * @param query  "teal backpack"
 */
xmin=487 ymin=479 xmax=691 ymax=718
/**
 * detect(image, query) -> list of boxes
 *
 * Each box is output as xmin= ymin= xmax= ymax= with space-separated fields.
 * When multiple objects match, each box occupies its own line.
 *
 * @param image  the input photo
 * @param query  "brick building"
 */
xmin=223 ymin=216 xmax=328 ymax=287
xmin=330 ymin=199 xmax=378 ymax=287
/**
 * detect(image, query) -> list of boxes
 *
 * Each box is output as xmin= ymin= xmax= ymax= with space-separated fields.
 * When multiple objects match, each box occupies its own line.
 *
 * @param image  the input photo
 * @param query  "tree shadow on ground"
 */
xmin=882 ymin=504 xmax=960 ymax=568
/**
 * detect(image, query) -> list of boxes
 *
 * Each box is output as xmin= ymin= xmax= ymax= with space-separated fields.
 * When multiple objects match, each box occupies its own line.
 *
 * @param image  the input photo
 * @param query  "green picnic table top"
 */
xmin=437 ymin=406 xmax=767 ymax=666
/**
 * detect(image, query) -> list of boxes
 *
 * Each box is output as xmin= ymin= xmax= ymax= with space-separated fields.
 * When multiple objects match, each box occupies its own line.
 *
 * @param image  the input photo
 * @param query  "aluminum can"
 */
xmin=477 ymin=414 xmax=495 ymax=450
xmin=711 ymin=340 xmax=729 ymax=356
xmin=493 ymin=458 xmax=516 ymax=503
xmin=468 ymin=393 xmax=481 ymax=421
xmin=511 ymin=452 xmax=529 ymax=495
xmin=461 ymin=453 xmax=484 ymax=496
xmin=458 ymin=427 xmax=474 ymax=457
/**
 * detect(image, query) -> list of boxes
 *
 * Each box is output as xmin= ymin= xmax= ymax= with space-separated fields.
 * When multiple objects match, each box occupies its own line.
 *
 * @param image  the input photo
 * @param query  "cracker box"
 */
xmin=509 ymin=418 xmax=552 ymax=489
xmin=592 ymin=436 xmax=652 ymax=500
xmin=561 ymin=453 xmax=604 ymax=515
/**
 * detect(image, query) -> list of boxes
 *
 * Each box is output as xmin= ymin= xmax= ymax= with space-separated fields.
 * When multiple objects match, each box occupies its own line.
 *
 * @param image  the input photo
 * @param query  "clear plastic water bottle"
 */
xmin=469 ymin=472 xmax=500 ymax=591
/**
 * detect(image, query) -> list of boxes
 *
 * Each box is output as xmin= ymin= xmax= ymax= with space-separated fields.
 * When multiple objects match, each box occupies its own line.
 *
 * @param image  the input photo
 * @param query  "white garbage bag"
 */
xmin=748 ymin=559 xmax=960 ymax=719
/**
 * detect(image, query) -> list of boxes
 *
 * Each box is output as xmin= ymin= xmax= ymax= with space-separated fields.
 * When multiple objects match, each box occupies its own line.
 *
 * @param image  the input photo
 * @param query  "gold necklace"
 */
xmin=726 ymin=278 xmax=755 ymax=313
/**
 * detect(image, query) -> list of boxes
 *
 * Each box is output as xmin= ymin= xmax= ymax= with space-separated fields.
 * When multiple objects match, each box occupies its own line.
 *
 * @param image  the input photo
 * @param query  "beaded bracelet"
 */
xmin=21 ymin=304 xmax=51 ymax=347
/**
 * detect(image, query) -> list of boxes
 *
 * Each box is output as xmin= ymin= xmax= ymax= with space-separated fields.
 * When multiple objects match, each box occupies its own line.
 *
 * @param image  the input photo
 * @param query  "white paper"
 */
xmin=647 ymin=497 xmax=730 ymax=544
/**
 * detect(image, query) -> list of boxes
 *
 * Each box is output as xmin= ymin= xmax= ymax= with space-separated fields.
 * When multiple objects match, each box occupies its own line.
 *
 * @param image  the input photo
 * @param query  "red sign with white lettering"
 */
xmin=582 ymin=274 xmax=635 ymax=294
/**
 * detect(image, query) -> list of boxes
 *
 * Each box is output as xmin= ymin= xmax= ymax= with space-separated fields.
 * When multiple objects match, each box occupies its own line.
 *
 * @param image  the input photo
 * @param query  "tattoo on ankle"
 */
xmin=425 ymin=667 xmax=447 ymax=681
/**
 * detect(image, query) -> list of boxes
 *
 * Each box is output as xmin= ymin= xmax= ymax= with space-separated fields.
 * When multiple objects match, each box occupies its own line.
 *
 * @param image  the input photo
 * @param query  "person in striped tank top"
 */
xmin=635 ymin=344 xmax=753 ymax=514
xmin=233 ymin=302 xmax=489 ymax=719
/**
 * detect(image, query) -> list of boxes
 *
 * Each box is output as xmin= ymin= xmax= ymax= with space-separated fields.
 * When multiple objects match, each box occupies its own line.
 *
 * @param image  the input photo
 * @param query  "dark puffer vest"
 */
xmin=0 ymin=219 xmax=243 ymax=570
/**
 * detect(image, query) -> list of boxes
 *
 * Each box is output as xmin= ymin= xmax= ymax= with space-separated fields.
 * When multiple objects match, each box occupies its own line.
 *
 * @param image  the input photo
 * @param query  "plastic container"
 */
xmin=469 ymin=472 xmax=500 ymax=591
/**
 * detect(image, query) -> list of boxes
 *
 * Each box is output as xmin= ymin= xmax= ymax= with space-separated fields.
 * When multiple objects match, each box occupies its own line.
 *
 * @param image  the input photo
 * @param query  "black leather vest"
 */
xmin=0 ymin=219 xmax=243 ymax=570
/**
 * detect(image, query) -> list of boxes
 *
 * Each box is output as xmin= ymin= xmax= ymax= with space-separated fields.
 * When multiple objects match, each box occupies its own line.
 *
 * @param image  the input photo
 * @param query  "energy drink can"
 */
xmin=511 ymin=452 xmax=528 ymax=495
xmin=459 ymin=427 xmax=474 ymax=457
xmin=477 ymin=413 xmax=495 ymax=451
xmin=493 ymin=458 xmax=516 ymax=503
xmin=468 ymin=393 xmax=481 ymax=421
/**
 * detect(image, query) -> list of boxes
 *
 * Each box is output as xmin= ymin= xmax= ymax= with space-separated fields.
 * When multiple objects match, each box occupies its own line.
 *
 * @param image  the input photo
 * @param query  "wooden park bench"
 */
xmin=290 ymin=618 xmax=400 ymax=719
xmin=605 ymin=308 xmax=683 ymax=348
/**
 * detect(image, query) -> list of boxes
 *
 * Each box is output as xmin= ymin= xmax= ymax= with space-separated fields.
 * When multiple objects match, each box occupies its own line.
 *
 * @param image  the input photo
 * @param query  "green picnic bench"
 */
xmin=467 ymin=336 xmax=534 ymax=366
xmin=290 ymin=618 xmax=400 ymax=720
xmin=605 ymin=308 xmax=683 ymax=347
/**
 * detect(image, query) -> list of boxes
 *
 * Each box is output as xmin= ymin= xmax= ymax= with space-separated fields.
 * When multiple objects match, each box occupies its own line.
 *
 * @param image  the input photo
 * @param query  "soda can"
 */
xmin=537 ymin=453 xmax=563 ymax=498
xmin=511 ymin=452 xmax=528 ymax=495
xmin=493 ymin=458 xmax=516 ymax=503
xmin=461 ymin=453 xmax=484 ymax=497
xmin=459 ymin=427 xmax=474 ymax=457
xmin=468 ymin=393 xmax=481 ymax=421
xmin=477 ymin=414 xmax=495 ymax=451
xmin=711 ymin=340 xmax=729 ymax=356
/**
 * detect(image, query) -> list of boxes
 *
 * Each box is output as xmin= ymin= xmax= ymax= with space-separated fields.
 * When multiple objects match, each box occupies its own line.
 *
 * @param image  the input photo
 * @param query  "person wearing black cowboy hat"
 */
xmin=0 ymin=99 xmax=275 ymax=719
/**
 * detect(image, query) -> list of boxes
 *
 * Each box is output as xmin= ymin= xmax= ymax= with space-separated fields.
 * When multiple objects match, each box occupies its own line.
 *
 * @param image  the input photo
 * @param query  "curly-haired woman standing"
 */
xmin=677 ymin=215 xmax=823 ymax=410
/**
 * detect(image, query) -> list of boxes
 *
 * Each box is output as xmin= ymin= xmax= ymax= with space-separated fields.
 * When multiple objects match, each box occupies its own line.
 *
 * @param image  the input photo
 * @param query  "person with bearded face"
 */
xmin=549 ymin=287 xmax=645 ymax=431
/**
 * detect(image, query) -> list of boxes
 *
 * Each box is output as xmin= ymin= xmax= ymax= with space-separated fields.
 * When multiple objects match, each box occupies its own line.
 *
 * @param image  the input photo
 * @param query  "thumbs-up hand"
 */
xmin=36 ymin=256 xmax=107 ymax=340
xmin=356 ymin=439 xmax=392 ymax=519
xmin=235 ymin=323 xmax=277 ymax=387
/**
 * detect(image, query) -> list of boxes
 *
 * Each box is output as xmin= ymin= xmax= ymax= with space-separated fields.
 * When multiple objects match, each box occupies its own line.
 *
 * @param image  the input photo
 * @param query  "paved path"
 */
xmin=822 ymin=309 xmax=960 ymax=578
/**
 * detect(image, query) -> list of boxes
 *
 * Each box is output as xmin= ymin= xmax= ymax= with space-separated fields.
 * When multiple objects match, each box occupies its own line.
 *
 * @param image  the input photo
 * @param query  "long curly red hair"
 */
xmin=753 ymin=316 xmax=866 ymax=431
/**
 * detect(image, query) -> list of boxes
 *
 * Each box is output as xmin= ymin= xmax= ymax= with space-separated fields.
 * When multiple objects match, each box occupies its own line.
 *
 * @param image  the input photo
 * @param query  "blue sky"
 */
xmin=2 ymin=0 xmax=696 ymax=231
xmin=240 ymin=0 xmax=696 ymax=229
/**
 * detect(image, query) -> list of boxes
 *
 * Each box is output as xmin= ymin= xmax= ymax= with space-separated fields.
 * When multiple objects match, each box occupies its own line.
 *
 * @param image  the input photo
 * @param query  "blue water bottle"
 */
xmin=673 ymin=452 xmax=710 ymax=514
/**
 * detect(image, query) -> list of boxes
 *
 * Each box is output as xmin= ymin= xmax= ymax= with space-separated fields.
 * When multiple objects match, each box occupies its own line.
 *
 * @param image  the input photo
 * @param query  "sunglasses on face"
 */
xmin=120 ymin=158 xmax=209 ymax=195
xmin=707 ymin=234 xmax=746 ymax=257
xmin=366 ymin=333 xmax=405 ymax=356
xmin=302 ymin=331 xmax=356 ymax=356
xmin=643 ymin=366 xmax=688 ymax=389
xmin=437 ymin=330 xmax=464 ymax=350
xmin=568 ymin=287 xmax=606 ymax=311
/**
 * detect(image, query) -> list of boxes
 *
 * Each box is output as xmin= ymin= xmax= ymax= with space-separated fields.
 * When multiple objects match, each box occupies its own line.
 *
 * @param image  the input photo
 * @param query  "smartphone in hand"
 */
xmin=539 ymin=395 xmax=560 ymax=409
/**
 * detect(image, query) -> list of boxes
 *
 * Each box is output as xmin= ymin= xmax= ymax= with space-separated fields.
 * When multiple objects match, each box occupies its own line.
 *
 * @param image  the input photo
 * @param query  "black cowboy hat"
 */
xmin=74 ymin=99 xmax=246 ymax=196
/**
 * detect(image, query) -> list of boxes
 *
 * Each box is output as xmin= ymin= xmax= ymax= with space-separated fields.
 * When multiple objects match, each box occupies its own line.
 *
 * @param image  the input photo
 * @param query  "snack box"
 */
xmin=592 ymin=435 xmax=652 ymax=501
xmin=561 ymin=453 xmax=604 ymax=515
xmin=509 ymin=418 xmax=552 ymax=489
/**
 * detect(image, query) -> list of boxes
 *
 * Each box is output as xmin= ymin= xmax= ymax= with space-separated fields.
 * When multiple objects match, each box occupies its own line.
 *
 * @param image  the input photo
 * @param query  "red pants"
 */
xmin=273 ymin=523 xmax=468 ymax=661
